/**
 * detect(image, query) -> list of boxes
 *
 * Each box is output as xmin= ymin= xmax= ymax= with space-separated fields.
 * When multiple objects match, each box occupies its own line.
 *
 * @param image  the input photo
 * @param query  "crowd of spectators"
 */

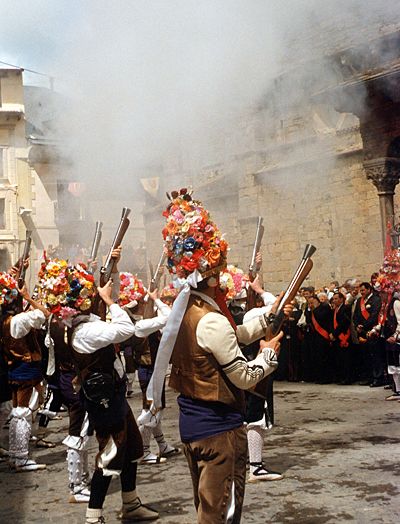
xmin=275 ymin=273 xmax=393 ymax=393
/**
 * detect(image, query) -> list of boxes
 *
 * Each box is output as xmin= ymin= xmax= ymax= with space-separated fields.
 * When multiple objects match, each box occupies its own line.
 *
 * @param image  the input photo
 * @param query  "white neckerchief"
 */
xmin=45 ymin=314 xmax=55 ymax=376
xmin=191 ymin=290 xmax=221 ymax=312
xmin=147 ymin=270 xmax=202 ymax=409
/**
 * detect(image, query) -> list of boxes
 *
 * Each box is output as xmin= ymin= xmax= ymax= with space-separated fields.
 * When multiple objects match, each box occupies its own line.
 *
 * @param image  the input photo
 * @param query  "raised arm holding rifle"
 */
xmin=93 ymin=208 xmax=130 ymax=320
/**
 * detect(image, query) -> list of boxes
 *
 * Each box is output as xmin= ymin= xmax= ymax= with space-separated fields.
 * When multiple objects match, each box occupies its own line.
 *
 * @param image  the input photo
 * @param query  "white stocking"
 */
xmin=247 ymin=426 xmax=265 ymax=473
xmin=9 ymin=414 xmax=31 ymax=460
xmin=139 ymin=424 xmax=152 ymax=454
xmin=393 ymin=373 xmax=400 ymax=393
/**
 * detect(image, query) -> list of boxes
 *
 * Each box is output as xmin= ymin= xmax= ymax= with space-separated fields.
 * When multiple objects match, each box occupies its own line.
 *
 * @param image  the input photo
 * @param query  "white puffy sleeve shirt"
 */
xmin=10 ymin=309 xmax=47 ymax=339
xmin=196 ymin=299 xmax=278 ymax=390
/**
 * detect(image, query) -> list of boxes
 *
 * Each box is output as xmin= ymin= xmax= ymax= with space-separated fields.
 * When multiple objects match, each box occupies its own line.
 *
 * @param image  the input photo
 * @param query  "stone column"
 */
xmin=363 ymin=157 xmax=400 ymax=248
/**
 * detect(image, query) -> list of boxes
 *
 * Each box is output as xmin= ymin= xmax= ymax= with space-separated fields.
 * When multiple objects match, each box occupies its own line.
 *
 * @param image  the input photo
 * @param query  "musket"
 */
xmin=18 ymin=230 xmax=32 ymax=289
xmin=143 ymin=252 xmax=166 ymax=319
xmin=87 ymin=221 xmax=103 ymax=272
xmin=246 ymin=217 xmax=264 ymax=311
xmin=93 ymin=208 xmax=131 ymax=319
xmin=250 ymin=244 xmax=317 ymax=399
xmin=14 ymin=230 xmax=32 ymax=313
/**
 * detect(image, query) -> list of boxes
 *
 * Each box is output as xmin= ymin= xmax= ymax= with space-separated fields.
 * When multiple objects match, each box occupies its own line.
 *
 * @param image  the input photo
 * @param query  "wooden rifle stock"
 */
xmin=143 ymin=252 xmax=166 ymax=319
xmin=93 ymin=208 xmax=131 ymax=319
xmin=250 ymin=244 xmax=316 ymax=399
xmin=87 ymin=221 xmax=103 ymax=272
xmin=246 ymin=217 xmax=264 ymax=312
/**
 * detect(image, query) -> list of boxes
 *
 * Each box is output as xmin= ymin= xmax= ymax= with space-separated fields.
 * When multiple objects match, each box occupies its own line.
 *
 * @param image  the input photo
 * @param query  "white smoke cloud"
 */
xmin=2 ymin=0 xmax=400 ymax=197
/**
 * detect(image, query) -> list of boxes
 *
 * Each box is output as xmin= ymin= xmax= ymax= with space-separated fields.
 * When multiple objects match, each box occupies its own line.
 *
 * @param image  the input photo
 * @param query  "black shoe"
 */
xmin=358 ymin=380 xmax=371 ymax=386
xmin=369 ymin=380 xmax=384 ymax=387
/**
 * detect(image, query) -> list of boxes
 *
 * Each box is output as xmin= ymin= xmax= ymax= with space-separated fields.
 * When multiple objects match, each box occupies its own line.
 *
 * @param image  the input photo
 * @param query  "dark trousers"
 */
xmin=183 ymin=426 xmax=247 ymax=524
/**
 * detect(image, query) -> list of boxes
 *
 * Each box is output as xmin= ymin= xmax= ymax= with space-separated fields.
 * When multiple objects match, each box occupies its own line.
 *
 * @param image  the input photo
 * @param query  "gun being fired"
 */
xmin=87 ymin=221 xmax=103 ymax=273
xmin=250 ymin=244 xmax=317 ymax=399
xmin=143 ymin=252 xmax=166 ymax=319
xmin=246 ymin=217 xmax=264 ymax=311
xmin=18 ymin=230 xmax=32 ymax=289
xmin=93 ymin=208 xmax=131 ymax=320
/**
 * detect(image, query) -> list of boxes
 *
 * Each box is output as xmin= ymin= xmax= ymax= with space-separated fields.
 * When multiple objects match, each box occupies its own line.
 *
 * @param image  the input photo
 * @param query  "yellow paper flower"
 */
xmin=57 ymin=292 xmax=66 ymax=303
xmin=80 ymin=298 xmax=92 ymax=311
xmin=47 ymin=293 xmax=58 ymax=306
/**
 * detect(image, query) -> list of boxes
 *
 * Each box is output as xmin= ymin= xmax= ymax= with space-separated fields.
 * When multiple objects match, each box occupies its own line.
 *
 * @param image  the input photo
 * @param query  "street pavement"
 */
xmin=0 ymin=381 xmax=400 ymax=524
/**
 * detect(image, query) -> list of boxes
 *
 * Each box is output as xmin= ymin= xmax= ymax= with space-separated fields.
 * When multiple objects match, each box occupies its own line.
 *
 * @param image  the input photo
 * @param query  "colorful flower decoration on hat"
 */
xmin=376 ymin=248 xmax=400 ymax=294
xmin=119 ymin=272 xmax=146 ymax=306
xmin=162 ymin=188 xmax=228 ymax=279
xmin=0 ymin=272 xmax=19 ymax=306
xmin=38 ymin=254 xmax=95 ymax=321
xmin=220 ymin=265 xmax=247 ymax=300
xmin=160 ymin=283 xmax=178 ymax=301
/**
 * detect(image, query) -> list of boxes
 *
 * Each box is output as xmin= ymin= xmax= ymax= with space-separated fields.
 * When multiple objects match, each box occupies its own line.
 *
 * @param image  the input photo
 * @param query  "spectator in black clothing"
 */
xmin=307 ymin=295 xmax=334 ymax=384
xmin=330 ymin=292 xmax=353 ymax=384
xmin=353 ymin=282 xmax=383 ymax=386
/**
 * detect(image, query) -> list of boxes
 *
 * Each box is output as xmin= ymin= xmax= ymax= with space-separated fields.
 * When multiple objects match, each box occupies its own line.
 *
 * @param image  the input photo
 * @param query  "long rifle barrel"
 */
xmin=152 ymin=252 xmax=166 ymax=290
xmin=100 ymin=208 xmax=131 ymax=284
xmin=248 ymin=217 xmax=264 ymax=279
xmin=269 ymin=243 xmax=317 ymax=338
xmin=87 ymin=221 xmax=103 ymax=272
xmin=18 ymin=230 xmax=32 ymax=288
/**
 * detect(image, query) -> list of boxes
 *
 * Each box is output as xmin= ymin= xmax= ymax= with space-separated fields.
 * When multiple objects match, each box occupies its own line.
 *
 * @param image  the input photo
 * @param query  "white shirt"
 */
xmin=72 ymin=300 xmax=171 ymax=354
xmin=194 ymin=291 xmax=278 ymax=390
xmin=10 ymin=309 xmax=47 ymax=339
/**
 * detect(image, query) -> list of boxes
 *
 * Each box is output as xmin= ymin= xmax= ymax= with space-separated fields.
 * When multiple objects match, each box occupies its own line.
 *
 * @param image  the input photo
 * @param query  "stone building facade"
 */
xmin=142 ymin=6 xmax=400 ymax=292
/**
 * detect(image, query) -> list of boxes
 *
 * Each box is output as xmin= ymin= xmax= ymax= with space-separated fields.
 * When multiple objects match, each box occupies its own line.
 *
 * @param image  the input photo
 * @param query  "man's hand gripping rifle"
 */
xmin=250 ymin=244 xmax=317 ymax=398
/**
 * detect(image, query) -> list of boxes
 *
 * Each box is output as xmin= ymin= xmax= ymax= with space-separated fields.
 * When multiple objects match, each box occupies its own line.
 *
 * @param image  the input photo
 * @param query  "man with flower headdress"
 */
xmin=40 ymin=251 xmax=160 ymax=523
xmin=117 ymin=272 xmax=178 ymax=465
xmin=38 ymin=254 xmax=95 ymax=502
xmin=147 ymin=188 xmax=293 ymax=524
xmin=373 ymin=250 xmax=400 ymax=399
xmin=159 ymin=282 xmax=178 ymax=309
xmin=0 ymin=270 xmax=50 ymax=471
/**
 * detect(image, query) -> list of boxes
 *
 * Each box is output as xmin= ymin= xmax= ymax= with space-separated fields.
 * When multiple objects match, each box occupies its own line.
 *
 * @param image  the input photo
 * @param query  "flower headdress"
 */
xmin=375 ymin=249 xmax=400 ymax=294
xmin=118 ymin=272 xmax=146 ymax=306
xmin=160 ymin=283 xmax=178 ymax=301
xmin=0 ymin=272 xmax=19 ymax=306
xmin=38 ymin=254 xmax=95 ymax=322
xmin=220 ymin=265 xmax=247 ymax=300
xmin=162 ymin=188 xmax=228 ymax=280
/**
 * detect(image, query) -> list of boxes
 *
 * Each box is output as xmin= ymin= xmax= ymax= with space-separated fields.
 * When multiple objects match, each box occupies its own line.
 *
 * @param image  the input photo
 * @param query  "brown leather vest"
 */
xmin=1 ymin=314 xmax=41 ymax=367
xmin=68 ymin=322 xmax=116 ymax=382
xmin=131 ymin=334 xmax=152 ymax=367
xmin=50 ymin=318 xmax=74 ymax=373
xmin=169 ymin=294 xmax=246 ymax=413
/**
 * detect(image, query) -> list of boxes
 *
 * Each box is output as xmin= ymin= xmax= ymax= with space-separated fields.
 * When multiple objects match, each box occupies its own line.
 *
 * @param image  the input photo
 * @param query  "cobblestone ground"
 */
xmin=0 ymin=381 xmax=399 ymax=524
